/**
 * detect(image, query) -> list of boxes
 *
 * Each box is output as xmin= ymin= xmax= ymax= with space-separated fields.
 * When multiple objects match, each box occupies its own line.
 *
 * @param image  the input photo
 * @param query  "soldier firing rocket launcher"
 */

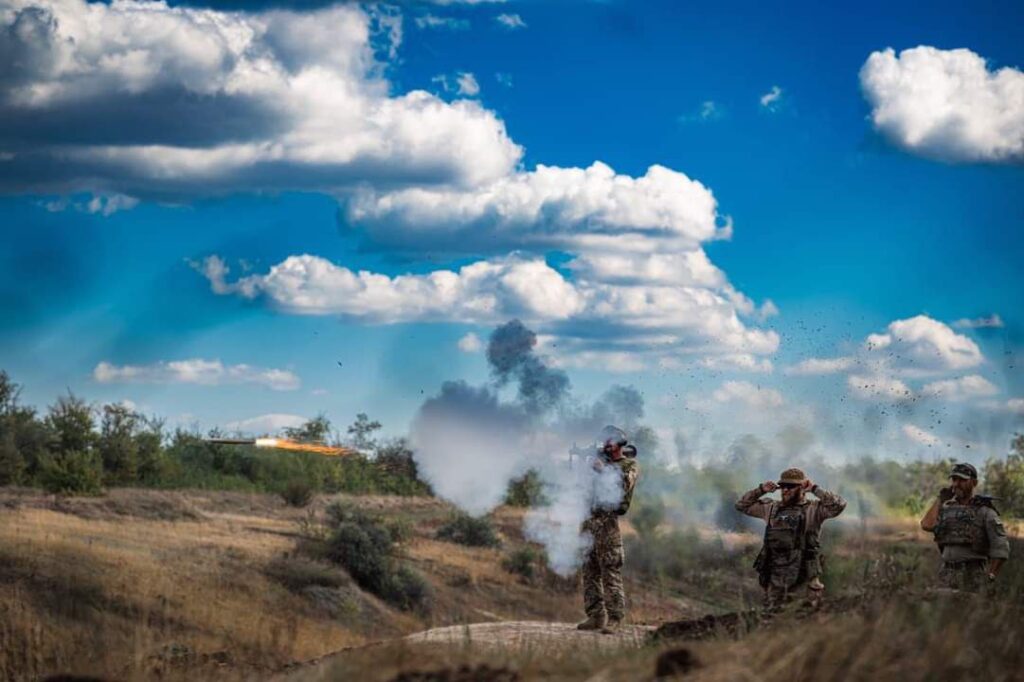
xmin=205 ymin=437 xmax=356 ymax=457
xmin=568 ymin=425 xmax=637 ymax=468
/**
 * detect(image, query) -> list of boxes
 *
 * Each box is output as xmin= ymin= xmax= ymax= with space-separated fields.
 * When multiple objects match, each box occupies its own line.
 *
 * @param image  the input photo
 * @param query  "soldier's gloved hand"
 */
xmin=938 ymin=487 xmax=954 ymax=502
xmin=760 ymin=480 xmax=778 ymax=494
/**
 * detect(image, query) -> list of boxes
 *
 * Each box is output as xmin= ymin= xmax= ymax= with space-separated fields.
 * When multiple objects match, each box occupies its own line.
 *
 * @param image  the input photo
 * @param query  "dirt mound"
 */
xmin=403 ymin=621 xmax=653 ymax=651
xmin=273 ymin=621 xmax=654 ymax=681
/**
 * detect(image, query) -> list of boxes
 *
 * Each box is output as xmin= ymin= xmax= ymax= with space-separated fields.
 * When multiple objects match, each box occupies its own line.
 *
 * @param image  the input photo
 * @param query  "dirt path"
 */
xmin=272 ymin=621 xmax=655 ymax=681
xmin=404 ymin=620 xmax=654 ymax=649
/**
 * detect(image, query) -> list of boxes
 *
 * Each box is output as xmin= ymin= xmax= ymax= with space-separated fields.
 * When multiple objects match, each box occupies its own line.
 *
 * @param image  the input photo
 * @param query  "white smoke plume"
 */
xmin=410 ymin=319 xmax=635 ymax=575
xmin=523 ymin=451 xmax=626 ymax=575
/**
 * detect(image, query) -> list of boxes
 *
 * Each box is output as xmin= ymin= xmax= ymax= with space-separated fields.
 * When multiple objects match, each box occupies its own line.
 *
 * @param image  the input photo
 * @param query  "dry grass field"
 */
xmin=1 ymin=487 xmax=1021 ymax=682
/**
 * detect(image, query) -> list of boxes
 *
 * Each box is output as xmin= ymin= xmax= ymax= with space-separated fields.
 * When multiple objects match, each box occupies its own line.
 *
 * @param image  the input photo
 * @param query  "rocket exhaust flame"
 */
xmin=205 ymin=437 xmax=355 ymax=457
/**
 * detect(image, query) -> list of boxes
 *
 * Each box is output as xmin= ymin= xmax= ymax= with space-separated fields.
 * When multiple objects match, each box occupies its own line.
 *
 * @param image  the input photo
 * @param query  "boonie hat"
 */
xmin=778 ymin=467 xmax=807 ymax=485
xmin=950 ymin=462 xmax=978 ymax=480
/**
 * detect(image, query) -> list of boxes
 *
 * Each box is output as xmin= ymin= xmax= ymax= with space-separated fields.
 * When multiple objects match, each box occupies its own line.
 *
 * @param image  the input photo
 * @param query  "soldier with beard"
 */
xmin=576 ymin=425 xmax=639 ymax=635
xmin=736 ymin=468 xmax=846 ymax=609
xmin=920 ymin=462 xmax=1009 ymax=591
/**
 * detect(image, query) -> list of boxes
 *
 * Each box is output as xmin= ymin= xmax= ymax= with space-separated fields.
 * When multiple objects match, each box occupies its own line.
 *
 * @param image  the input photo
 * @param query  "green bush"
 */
xmin=320 ymin=502 xmax=430 ymax=612
xmin=281 ymin=478 xmax=316 ymax=507
xmin=0 ymin=428 xmax=25 ymax=486
xmin=502 ymin=546 xmax=543 ymax=582
xmin=381 ymin=564 xmax=432 ymax=613
xmin=631 ymin=496 xmax=666 ymax=538
xmin=265 ymin=556 xmax=349 ymax=592
xmin=505 ymin=469 xmax=545 ymax=507
xmin=985 ymin=435 xmax=1024 ymax=518
xmin=38 ymin=450 xmax=104 ymax=495
xmin=625 ymin=525 xmax=755 ymax=606
xmin=436 ymin=512 xmax=501 ymax=548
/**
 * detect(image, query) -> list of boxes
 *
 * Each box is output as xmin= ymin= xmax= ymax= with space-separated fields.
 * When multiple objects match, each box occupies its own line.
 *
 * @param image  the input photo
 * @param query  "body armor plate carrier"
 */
xmin=934 ymin=497 xmax=998 ymax=554
xmin=753 ymin=504 xmax=821 ymax=590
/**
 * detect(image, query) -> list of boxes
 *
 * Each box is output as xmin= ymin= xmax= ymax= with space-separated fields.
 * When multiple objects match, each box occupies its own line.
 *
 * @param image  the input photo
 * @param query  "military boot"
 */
xmin=600 ymin=618 xmax=623 ymax=635
xmin=576 ymin=615 xmax=606 ymax=631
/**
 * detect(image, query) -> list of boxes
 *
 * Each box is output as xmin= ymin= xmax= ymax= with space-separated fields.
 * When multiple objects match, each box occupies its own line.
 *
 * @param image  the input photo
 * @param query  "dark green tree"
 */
xmin=984 ymin=435 xmax=1024 ymax=518
xmin=346 ymin=412 xmax=382 ymax=450
xmin=46 ymin=393 xmax=96 ymax=455
xmin=0 ymin=371 xmax=26 ymax=485
xmin=98 ymin=403 xmax=140 ymax=483
xmin=284 ymin=414 xmax=333 ymax=445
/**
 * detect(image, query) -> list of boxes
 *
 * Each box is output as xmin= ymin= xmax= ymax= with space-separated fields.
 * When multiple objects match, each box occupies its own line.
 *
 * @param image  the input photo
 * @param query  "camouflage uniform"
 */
xmin=933 ymin=496 xmax=1010 ymax=592
xmin=735 ymin=484 xmax=846 ymax=608
xmin=581 ymin=457 xmax=639 ymax=625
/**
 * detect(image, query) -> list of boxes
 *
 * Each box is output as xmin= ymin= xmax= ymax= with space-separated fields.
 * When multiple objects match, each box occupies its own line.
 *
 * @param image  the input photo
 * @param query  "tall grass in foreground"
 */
xmin=313 ymin=536 xmax=1024 ymax=682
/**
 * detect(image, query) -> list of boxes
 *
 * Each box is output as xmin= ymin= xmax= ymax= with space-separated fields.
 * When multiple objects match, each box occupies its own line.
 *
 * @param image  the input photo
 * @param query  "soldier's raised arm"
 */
xmin=809 ymin=482 xmax=846 ymax=523
xmin=735 ymin=481 xmax=775 ymax=522
xmin=616 ymin=461 xmax=639 ymax=515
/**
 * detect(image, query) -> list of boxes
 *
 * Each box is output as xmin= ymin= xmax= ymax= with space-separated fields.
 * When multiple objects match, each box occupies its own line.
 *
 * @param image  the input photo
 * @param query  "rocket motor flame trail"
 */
xmin=204 ymin=437 xmax=355 ymax=457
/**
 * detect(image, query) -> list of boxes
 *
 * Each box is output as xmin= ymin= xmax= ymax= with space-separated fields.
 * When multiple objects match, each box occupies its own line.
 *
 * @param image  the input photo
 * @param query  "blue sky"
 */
xmin=1 ymin=0 xmax=1022 ymax=462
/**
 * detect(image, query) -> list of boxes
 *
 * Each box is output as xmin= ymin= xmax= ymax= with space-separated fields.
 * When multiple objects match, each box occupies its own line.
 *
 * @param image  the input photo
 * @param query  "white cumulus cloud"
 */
xmin=759 ymin=85 xmax=783 ymax=110
xmin=457 ymin=332 xmax=483 ymax=353
xmin=699 ymin=354 xmax=774 ymax=373
xmin=860 ymin=46 xmax=1024 ymax=163
xmin=456 ymin=71 xmax=480 ymax=96
xmin=712 ymin=380 xmax=784 ymax=408
xmin=93 ymin=359 xmax=300 ymax=390
xmin=495 ymin=13 xmax=526 ymax=29
xmin=847 ymin=374 xmax=913 ymax=402
xmin=920 ymin=374 xmax=999 ymax=401
xmin=953 ymin=314 xmax=1004 ymax=329
xmin=225 ymin=413 xmax=308 ymax=434
xmin=346 ymin=162 xmax=726 ymax=254
xmin=784 ymin=356 xmax=856 ymax=376
xmin=415 ymin=14 xmax=469 ymax=30
xmin=902 ymin=423 xmax=941 ymax=447
xmin=864 ymin=314 xmax=984 ymax=375
xmin=202 ymin=249 xmax=778 ymax=368
xmin=0 ymin=0 xmax=521 ymax=196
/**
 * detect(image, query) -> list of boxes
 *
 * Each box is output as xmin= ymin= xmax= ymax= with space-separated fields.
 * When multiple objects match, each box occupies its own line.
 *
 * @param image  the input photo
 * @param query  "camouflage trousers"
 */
xmin=938 ymin=560 xmax=987 ymax=592
xmin=763 ymin=577 xmax=824 ymax=611
xmin=581 ymin=514 xmax=626 ymax=622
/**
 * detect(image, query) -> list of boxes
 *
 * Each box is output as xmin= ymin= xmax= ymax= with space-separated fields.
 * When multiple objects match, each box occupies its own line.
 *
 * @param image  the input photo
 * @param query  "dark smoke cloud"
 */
xmin=416 ymin=380 xmax=528 ymax=433
xmin=487 ymin=319 xmax=570 ymax=416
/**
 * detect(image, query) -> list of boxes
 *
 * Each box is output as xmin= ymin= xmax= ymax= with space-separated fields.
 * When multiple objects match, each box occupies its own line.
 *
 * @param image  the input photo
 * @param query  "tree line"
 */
xmin=1 ymin=369 xmax=1022 ymax=518
xmin=0 ymin=370 xmax=427 ymax=497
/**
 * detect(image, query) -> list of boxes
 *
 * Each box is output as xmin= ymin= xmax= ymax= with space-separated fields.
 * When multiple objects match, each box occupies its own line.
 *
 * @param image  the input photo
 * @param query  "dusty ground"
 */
xmin=5 ymin=487 xmax=1015 ymax=682
xmin=0 ymin=488 xmax=692 ymax=681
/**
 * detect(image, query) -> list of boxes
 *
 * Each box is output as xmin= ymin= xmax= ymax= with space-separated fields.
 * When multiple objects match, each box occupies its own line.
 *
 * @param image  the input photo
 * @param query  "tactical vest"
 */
xmin=754 ymin=503 xmax=821 ymax=589
xmin=934 ymin=500 xmax=991 ymax=554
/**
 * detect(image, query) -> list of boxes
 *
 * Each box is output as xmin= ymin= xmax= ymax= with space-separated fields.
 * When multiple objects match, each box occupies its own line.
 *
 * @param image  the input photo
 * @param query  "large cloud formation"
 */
xmin=860 ymin=46 xmax=1024 ymax=163
xmin=0 ymin=0 xmax=521 ymax=196
xmin=6 ymin=0 xmax=778 ymax=370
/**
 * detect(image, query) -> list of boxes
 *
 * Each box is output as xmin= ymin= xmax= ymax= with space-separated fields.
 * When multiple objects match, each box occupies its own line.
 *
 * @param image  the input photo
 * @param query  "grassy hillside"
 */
xmin=2 ymin=487 xmax=1021 ymax=682
xmin=0 ymin=488 xmax=704 ymax=681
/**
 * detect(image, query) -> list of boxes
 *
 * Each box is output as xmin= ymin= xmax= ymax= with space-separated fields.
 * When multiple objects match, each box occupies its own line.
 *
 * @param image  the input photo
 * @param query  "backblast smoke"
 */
xmin=410 ymin=319 xmax=638 ymax=575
